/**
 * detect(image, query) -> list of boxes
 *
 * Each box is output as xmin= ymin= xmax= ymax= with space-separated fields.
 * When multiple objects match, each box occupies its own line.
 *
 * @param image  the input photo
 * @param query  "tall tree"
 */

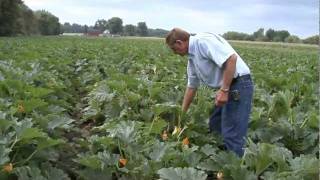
xmin=303 ymin=35 xmax=319 ymax=44
xmin=84 ymin=25 xmax=88 ymax=34
xmin=35 ymin=10 xmax=60 ymax=35
xmin=71 ymin=23 xmax=85 ymax=33
xmin=107 ymin=17 xmax=123 ymax=34
xmin=0 ymin=0 xmax=22 ymax=36
xmin=17 ymin=4 xmax=38 ymax=35
xmin=276 ymin=30 xmax=290 ymax=42
xmin=266 ymin=28 xmax=275 ymax=41
xmin=62 ymin=22 xmax=72 ymax=33
xmin=285 ymin=35 xmax=300 ymax=43
xmin=124 ymin=24 xmax=136 ymax=36
xmin=223 ymin=31 xmax=250 ymax=40
xmin=94 ymin=19 xmax=108 ymax=31
xmin=253 ymin=28 xmax=264 ymax=40
xmin=137 ymin=22 xmax=148 ymax=36
xmin=148 ymin=28 xmax=169 ymax=37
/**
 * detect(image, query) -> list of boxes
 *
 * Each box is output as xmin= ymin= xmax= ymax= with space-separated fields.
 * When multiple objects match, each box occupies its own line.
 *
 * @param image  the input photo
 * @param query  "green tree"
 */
xmin=303 ymin=35 xmax=319 ymax=44
xmin=0 ymin=0 xmax=22 ymax=36
xmin=148 ymin=28 xmax=169 ymax=37
xmin=62 ymin=22 xmax=72 ymax=33
xmin=17 ymin=4 xmax=38 ymax=35
xmin=107 ymin=17 xmax=123 ymax=34
xmin=84 ymin=25 xmax=88 ymax=34
xmin=275 ymin=30 xmax=290 ymax=42
xmin=285 ymin=35 xmax=301 ymax=43
xmin=223 ymin=31 xmax=251 ymax=40
xmin=35 ymin=10 xmax=60 ymax=35
xmin=94 ymin=19 xmax=108 ymax=32
xmin=137 ymin=22 xmax=148 ymax=36
xmin=266 ymin=29 xmax=275 ymax=41
xmin=124 ymin=24 xmax=136 ymax=36
xmin=253 ymin=28 xmax=265 ymax=41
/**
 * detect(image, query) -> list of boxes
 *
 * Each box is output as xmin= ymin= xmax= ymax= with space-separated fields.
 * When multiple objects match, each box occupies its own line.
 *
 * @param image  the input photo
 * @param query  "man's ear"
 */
xmin=176 ymin=40 xmax=183 ymax=45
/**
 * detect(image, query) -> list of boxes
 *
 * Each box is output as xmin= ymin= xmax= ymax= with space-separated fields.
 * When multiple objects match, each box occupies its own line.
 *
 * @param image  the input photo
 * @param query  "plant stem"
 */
xmin=118 ymin=139 xmax=124 ymax=158
xmin=13 ymin=150 xmax=38 ymax=166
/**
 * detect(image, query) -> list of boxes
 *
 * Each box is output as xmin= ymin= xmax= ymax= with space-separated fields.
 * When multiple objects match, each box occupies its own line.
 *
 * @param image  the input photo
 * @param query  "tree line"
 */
xmin=223 ymin=28 xmax=319 ymax=44
xmin=61 ymin=18 xmax=169 ymax=37
xmin=0 ymin=0 xmax=60 ymax=36
xmin=0 ymin=0 xmax=318 ymax=43
xmin=0 ymin=0 xmax=168 ymax=37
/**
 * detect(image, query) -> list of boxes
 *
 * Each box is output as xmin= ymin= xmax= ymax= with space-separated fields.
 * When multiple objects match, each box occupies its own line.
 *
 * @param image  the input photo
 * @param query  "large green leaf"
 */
xmin=77 ymin=169 xmax=112 ymax=180
xmin=153 ymin=102 xmax=180 ymax=116
xmin=47 ymin=115 xmax=75 ymax=130
xmin=0 ymin=145 xmax=11 ymax=165
xmin=14 ymin=166 xmax=47 ymax=180
xmin=41 ymin=162 xmax=70 ymax=180
xmin=147 ymin=117 xmax=167 ymax=134
xmin=107 ymin=121 xmax=139 ymax=144
xmin=37 ymin=138 xmax=64 ymax=150
xmin=20 ymin=128 xmax=46 ymax=140
xmin=200 ymin=144 xmax=216 ymax=157
xmin=0 ymin=119 xmax=13 ymax=133
xmin=26 ymin=86 xmax=54 ymax=98
xmin=244 ymin=142 xmax=292 ymax=175
xmin=22 ymin=99 xmax=48 ymax=113
xmin=149 ymin=140 xmax=168 ymax=161
xmin=157 ymin=167 xmax=207 ymax=180
xmin=77 ymin=155 xmax=102 ymax=170
xmin=97 ymin=151 xmax=119 ymax=168
xmin=289 ymin=155 xmax=319 ymax=178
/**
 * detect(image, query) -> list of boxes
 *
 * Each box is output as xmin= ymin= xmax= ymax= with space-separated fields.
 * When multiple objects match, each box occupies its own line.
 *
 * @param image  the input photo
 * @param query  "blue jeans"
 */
xmin=209 ymin=75 xmax=254 ymax=156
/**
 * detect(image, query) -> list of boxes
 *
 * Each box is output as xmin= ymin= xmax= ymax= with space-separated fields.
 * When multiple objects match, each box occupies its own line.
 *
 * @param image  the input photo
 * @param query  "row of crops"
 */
xmin=0 ymin=37 xmax=318 ymax=179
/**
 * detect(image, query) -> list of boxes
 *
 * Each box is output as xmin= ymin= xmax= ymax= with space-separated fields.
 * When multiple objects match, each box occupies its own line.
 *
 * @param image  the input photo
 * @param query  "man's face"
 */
xmin=169 ymin=40 xmax=188 ymax=56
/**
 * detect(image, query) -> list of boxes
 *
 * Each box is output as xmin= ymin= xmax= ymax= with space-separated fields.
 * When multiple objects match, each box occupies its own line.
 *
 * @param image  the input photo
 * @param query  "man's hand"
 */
xmin=215 ymin=90 xmax=229 ymax=106
xmin=216 ymin=54 xmax=237 ymax=106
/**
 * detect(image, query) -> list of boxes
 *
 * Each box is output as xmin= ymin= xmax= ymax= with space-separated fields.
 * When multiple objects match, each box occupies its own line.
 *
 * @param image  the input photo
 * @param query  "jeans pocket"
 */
xmin=242 ymin=80 xmax=253 ymax=88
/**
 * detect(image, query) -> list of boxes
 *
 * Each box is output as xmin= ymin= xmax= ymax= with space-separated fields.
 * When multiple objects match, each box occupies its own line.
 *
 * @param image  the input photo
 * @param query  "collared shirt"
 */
xmin=187 ymin=32 xmax=250 ymax=89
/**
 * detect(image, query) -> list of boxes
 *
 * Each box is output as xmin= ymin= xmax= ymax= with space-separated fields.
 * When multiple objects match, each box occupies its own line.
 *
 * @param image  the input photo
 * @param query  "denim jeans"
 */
xmin=209 ymin=75 xmax=254 ymax=156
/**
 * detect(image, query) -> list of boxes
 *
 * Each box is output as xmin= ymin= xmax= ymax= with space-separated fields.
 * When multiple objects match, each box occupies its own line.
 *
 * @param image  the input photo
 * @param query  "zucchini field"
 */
xmin=0 ymin=37 xmax=318 ymax=180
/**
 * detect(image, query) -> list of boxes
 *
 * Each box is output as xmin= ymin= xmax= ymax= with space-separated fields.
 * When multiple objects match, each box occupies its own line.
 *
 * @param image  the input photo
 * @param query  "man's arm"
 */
xmin=215 ymin=54 xmax=237 ymax=106
xmin=182 ymin=87 xmax=197 ymax=112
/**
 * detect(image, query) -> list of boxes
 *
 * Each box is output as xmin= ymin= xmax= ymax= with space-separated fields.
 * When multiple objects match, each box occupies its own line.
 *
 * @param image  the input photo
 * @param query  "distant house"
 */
xmin=85 ymin=29 xmax=102 ymax=36
xmin=100 ymin=30 xmax=111 ymax=37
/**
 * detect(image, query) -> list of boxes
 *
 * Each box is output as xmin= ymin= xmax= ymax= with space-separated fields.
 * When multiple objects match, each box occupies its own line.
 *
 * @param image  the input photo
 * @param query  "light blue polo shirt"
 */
xmin=187 ymin=32 xmax=250 ymax=89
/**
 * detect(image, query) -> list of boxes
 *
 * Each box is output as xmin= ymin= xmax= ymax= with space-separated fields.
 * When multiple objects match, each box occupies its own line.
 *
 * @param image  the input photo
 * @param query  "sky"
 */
xmin=23 ymin=0 xmax=318 ymax=38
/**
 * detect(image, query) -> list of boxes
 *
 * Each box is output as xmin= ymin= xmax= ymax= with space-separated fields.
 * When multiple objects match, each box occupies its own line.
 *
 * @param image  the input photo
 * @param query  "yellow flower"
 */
xmin=3 ymin=163 xmax=13 ymax=173
xmin=17 ymin=104 xmax=25 ymax=113
xmin=217 ymin=171 xmax=224 ymax=179
xmin=172 ymin=126 xmax=181 ymax=135
xmin=119 ymin=158 xmax=128 ymax=167
xmin=182 ymin=137 xmax=189 ymax=146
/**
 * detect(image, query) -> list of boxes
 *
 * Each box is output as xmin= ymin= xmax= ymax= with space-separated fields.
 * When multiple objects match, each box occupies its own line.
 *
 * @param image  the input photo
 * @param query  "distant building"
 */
xmin=85 ymin=29 xmax=102 ymax=36
xmin=99 ymin=30 xmax=111 ymax=37
xmin=62 ymin=33 xmax=83 ymax=36
xmin=61 ymin=29 xmax=117 ymax=37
